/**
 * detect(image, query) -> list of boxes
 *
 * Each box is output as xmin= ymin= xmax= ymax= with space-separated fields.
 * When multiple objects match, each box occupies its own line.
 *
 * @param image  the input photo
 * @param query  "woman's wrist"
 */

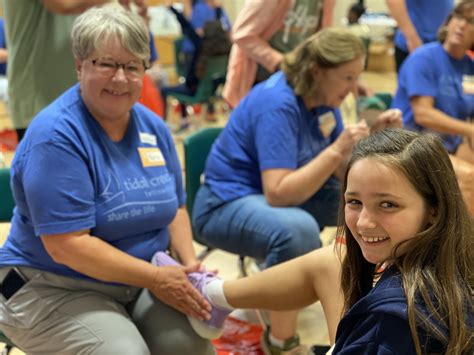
xmin=326 ymin=145 xmax=346 ymax=162
xmin=174 ymin=248 xmax=199 ymax=267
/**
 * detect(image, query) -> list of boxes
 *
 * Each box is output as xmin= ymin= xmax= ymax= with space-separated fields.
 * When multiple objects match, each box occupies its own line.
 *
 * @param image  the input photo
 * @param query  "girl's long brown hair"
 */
xmin=337 ymin=129 xmax=473 ymax=354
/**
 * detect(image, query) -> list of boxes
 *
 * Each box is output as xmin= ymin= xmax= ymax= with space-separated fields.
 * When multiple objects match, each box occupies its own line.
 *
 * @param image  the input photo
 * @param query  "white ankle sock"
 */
xmin=269 ymin=333 xmax=285 ymax=348
xmin=204 ymin=279 xmax=233 ymax=310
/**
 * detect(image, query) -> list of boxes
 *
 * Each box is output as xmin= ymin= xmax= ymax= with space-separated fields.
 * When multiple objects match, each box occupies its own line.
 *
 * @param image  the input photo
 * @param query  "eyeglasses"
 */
xmin=453 ymin=12 xmax=474 ymax=25
xmin=91 ymin=57 xmax=148 ymax=80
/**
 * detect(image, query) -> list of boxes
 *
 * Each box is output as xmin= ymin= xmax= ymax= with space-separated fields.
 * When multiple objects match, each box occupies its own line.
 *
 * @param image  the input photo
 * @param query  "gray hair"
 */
xmin=71 ymin=4 xmax=150 ymax=65
xmin=282 ymin=27 xmax=365 ymax=96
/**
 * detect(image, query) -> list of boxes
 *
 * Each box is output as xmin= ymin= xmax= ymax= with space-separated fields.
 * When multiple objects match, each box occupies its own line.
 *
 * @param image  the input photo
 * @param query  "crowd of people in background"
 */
xmin=0 ymin=1 xmax=472 ymax=355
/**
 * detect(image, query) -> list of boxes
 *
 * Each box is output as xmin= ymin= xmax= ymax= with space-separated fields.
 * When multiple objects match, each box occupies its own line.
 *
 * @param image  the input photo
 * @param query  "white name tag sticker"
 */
xmin=138 ymin=147 xmax=165 ymax=167
xmin=319 ymin=111 xmax=336 ymax=138
xmin=462 ymin=75 xmax=474 ymax=95
xmin=139 ymin=132 xmax=157 ymax=146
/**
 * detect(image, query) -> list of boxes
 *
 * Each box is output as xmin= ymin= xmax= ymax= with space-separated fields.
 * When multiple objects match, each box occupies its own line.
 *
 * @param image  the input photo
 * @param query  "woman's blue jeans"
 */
xmin=192 ymin=178 xmax=340 ymax=268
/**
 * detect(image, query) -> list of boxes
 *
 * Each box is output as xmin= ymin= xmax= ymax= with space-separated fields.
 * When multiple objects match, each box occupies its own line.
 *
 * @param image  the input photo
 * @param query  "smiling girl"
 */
xmin=335 ymin=128 xmax=473 ymax=354
xmin=174 ymin=128 xmax=473 ymax=354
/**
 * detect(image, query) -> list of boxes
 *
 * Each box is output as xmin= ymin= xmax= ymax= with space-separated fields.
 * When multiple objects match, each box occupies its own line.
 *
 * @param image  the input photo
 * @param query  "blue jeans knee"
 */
xmin=192 ymin=185 xmax=323 ymax=267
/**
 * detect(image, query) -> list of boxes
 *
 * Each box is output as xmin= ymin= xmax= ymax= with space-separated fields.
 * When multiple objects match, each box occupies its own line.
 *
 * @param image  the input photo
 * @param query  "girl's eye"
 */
xmin=345 ymin=199 xmax=361 ymax=206
xmin=380 ymin=201 xmax=397 ymax=208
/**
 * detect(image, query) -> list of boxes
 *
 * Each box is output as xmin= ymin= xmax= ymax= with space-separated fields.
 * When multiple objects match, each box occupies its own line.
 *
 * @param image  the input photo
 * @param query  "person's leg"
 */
xmin=299 ymin=177 xmax=341 ymax=230
xmin=192 ymin=186 xmax=321 ymax=349
xmin=205 ymin=101 xmax=217 ymax=122
xmin=194 ymin=191 xmax=321 ymax=266
xmin=456 ymin=140 xmax=474 ymax=164
xmin=394 ymin=46 xmax=409 ymax=73
xmin=129 ymin=288 xmax=215 ymax=355
xmin=221 ymin=244 xmax=345 ymax=344
xmin=0 ymin=267 xmax=149 ymax=355
xmin=160 ymin=83 xmax=192 ymax=122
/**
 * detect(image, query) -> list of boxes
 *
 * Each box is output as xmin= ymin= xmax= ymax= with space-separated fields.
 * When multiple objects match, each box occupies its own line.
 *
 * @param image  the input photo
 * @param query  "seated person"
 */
xmin=179 ymin=0 xmax=231 ymax=74
xmin=162 ymin=1 xmax=231 ymax=129
xmin=192 ymin=27 xmax=401 ymax=354
xmin=0 ymin=5 xmax=215 ymax=354
xmin=391 ymin=0 xmax=474 ymax=214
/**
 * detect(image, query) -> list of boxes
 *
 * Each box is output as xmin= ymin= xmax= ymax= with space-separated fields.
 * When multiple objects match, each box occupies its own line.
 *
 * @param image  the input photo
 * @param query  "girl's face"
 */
xmin=344 ymin=158 xmax=431 ymax=264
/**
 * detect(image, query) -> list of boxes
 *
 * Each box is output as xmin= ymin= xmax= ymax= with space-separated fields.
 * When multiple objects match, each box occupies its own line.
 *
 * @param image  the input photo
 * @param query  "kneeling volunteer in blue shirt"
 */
xmin=0 ymin=5 xmax=214 ymax=355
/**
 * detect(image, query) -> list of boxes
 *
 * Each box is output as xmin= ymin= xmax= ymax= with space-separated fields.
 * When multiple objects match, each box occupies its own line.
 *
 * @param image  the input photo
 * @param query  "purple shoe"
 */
xmin=151 ymin=251 xmax=232 ymax=339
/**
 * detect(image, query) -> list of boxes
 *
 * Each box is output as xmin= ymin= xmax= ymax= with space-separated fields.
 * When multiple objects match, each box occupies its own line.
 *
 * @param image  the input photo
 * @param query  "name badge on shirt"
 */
xmin=138 ymin=147 xmax=165 ymax=167
xmin=139 ymin=132 xmax=157 ymax=146
xmin=462 ymin=75 xmax=474 ymax=95
xmin=319 ymin=111 xmax=336 ymax=138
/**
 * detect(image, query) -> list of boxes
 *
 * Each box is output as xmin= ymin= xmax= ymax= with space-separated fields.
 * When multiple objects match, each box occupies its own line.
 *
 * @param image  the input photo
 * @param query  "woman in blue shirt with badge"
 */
xmin=0 ymin=5 xmax=215 ymax=354
xmin=192 ymin=27 xmax=401 ymax=353
xmin=391 ymin=0 xmax=474 ymax=215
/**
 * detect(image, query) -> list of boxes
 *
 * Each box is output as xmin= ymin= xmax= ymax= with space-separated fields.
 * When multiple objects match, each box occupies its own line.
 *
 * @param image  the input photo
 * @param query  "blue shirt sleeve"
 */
xmin=21 ymin=139 xmax=96 ymax=236
xmin=254 ymin=107 xmax=300 ymax=171
xmin=402 ymin=50 xmax=438 ymax=99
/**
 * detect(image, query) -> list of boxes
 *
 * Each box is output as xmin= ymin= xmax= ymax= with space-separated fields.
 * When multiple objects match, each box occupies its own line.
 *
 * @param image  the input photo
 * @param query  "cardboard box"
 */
xmin=367 ymin=41 xmax=395 ymax=72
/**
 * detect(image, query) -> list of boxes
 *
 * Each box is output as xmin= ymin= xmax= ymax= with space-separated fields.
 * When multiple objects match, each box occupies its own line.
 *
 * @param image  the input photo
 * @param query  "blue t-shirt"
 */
xmin=394 ymin=0 xmax=453 ymax=53
xmin=0 ymin=84 xmax=185 ymax=280
xmin=204 ymin=71 xmax=344 ymax=202
xmin=181 ymin=1 xmax=231 ymax=54
xmin=0 ymin=18 xmax=6 ymax=76
xmin=392 ymin=42 xmax=474 ymax=153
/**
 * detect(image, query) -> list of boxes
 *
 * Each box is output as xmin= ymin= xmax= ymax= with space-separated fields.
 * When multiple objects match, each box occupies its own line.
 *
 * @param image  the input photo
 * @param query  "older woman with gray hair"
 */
xmin=0 ymin=5 xmax=214 ymax=354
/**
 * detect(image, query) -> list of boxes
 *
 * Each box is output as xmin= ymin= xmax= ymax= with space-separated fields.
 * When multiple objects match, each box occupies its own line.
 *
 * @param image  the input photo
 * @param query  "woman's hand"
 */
xmin=331 ymin=120 xmax=370 ymax=157
xmin=183 ymin=258 xmax=219 ymax=274
xmin=149 ymin=264 xmax=212 ymax=320
xmin=371 ymin=109 xmax=403 ymax=132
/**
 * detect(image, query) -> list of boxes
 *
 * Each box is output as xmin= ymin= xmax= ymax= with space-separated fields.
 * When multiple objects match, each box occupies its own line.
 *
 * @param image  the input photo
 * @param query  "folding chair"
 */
xmin=183 ymin=127 xmax=223 ymax=260
xmin=0 ymin=167 xmax=16 ymax=354
xmin=167 ymin=55 xmax=228 ymax=125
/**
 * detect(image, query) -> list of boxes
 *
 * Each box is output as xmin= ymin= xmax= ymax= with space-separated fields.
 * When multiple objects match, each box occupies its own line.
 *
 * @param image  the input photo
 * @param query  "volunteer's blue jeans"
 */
xmin=192 ymin=178 xmax=340 ymax=268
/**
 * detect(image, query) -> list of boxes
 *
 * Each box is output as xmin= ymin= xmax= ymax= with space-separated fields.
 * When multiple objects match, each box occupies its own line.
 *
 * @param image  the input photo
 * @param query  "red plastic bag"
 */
xmin=138 ymin=73 xmax=165 ymax=118
xmin=212 ymin=316 xmax=264 ymax=355
xmin=0 ymin=129 xmax=18 ymax=152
